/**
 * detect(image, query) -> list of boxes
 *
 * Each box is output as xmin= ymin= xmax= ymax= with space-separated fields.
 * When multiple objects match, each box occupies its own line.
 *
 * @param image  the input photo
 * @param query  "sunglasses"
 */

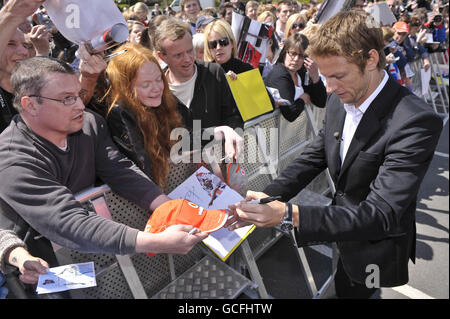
xmin=292 ymin=23 xmax=305 ymax=29
xmin=208 ymin=37 xmax=230 ymax=49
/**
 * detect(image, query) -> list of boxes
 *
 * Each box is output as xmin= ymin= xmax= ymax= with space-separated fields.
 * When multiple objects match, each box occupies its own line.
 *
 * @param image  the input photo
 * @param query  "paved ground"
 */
xmin=254 ymin=114 xmax=449 ymax=299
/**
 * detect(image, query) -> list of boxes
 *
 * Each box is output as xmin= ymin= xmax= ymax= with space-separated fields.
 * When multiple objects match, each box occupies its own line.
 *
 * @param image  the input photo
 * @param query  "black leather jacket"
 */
xmin=107 ymin=104 xmax=154 ymax=179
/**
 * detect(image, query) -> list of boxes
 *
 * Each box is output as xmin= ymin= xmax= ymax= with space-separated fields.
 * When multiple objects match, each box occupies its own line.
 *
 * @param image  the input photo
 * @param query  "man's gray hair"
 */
xmin=11 ymin=56 xmax=75 ymax=112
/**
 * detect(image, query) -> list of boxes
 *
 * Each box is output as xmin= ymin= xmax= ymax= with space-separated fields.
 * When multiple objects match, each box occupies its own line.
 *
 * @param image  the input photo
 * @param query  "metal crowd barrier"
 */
xmin=49 ymin=105 xmax=336 ymax=299
xmin=409 ymin=51 xmax=449 ymax=115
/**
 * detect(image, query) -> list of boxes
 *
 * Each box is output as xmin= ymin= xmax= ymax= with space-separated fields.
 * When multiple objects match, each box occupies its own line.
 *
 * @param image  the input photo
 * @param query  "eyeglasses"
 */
xmin=29 ymin=95 xmax=83 ymax=106
xmin=208 ymin=37 xmax=230 ymax=49
xmin=292 ymin=23 xmax=305 ymax=29
xmin=287 ymin=51 xmax=305 ymax=60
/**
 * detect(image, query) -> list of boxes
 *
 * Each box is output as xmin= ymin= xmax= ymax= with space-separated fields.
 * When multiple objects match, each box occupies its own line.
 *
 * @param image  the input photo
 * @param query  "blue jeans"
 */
xmin=0 ymin=272 xmax=8 ymax=299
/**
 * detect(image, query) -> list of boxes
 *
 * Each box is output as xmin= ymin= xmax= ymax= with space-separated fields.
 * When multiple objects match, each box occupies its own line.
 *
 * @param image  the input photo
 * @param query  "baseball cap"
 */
xmin=144 ymin=199 xmax=228 ymax=256
xmin=195 ymin=16 xmax=216 ymax=30
xmin=393 ymin=21 xmax=409 ymax=33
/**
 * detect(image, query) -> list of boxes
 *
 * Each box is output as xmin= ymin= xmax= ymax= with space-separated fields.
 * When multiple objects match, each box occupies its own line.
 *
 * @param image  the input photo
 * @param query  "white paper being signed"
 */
xmin=168 ymin=166 xmax=255 ymax=261
xmin=36 ymin=262 xmax=96 ymax=294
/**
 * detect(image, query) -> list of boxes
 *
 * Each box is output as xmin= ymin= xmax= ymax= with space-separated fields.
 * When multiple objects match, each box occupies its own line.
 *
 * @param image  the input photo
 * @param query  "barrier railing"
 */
xmin=409 ymin=51 xmax=449 ymax=115
xmin=48 ymin=104 xmax=335 ymax=299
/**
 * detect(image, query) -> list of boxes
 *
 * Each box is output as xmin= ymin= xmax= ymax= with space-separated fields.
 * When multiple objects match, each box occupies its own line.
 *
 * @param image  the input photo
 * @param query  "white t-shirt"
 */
xmin=168 ymin=65 xmax=198 ymax=108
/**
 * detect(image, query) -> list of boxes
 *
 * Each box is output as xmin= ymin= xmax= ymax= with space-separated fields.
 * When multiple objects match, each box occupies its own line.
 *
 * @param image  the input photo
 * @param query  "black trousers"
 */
xmin=334 ymin=258 xmax=379 ymax=299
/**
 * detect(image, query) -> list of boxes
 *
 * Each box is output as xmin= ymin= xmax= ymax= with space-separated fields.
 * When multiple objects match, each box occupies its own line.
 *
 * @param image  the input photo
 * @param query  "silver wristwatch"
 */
xmin=280 ymin=202 xmax=294 ymax=232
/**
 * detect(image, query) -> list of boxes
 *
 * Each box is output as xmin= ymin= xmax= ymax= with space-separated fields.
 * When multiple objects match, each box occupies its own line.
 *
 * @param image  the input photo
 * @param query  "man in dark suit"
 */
xmin=227 ymin=10 xmax=443 ymax=298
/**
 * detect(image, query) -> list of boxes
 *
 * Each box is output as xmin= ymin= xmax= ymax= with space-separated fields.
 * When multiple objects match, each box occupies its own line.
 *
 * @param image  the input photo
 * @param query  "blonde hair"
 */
xmin=132 ymin=2 xmax=149 ymax=14
xmin=284 ymin=13 xmax=307 ymax=39
xmin=300 ymin=24 xmax=320 ymax=42
xmin=203 ymin=19 xmax=238 ymax=62
xmin=257 ymin=11 xmax=277 ymax=24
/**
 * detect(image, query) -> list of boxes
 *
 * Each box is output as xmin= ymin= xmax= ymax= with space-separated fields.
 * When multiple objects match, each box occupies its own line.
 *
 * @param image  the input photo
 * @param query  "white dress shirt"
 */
xmin=340 ymin=70 xmax=389 ymax=165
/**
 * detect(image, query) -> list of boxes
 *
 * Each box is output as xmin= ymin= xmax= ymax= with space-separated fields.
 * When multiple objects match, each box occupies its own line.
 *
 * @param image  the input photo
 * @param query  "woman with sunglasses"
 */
xmin=284 ymin=13 xmax=307 ymax=40
xmin=203 ymin=19 xmax=253 ymax=78
xmin=264 ymin=33 xmax=326 ymax=122
xmin=105 ymin=43 xmax=182 ymax=188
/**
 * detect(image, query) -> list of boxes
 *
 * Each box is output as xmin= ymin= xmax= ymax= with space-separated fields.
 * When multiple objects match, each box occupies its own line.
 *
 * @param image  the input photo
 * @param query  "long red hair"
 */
xmin=106 ymin=43 xmax=181 ymax=187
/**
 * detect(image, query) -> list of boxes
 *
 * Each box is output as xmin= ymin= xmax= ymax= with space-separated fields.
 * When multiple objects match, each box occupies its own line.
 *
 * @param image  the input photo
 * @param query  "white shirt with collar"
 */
xmin=340 ymin=70 xmax=389 ymax=165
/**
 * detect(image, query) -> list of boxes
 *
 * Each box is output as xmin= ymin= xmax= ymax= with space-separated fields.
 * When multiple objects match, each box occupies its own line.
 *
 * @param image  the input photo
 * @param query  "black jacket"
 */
xmin=264 ymin=76 xmax=443 ymax=286
xmin=264 ymin=63 xmax=327 ymax=122
xmin=107 ymin=104 xmax=154 ymax=180
xmin=220 ymin=57 xmax=254 ymax=75
xmin=0 ymin=87 xmax=17 ymax=133
xmin=176 ymin=61 xmax=244 ymax=132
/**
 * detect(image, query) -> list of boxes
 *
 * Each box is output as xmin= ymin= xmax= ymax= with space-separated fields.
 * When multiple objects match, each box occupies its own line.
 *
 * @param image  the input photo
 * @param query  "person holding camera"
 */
xmin=424 ymin=12 xmax=447 ymax=50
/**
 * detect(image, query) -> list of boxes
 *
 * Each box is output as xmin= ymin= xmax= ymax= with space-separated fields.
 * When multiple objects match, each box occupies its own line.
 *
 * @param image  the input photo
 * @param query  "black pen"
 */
xmin=245 ymin=196 xmax=282 ymax=205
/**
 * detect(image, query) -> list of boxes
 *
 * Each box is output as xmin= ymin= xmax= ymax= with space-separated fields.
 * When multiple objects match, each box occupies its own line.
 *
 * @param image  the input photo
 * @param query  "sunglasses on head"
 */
xmin=208 ymin=37 xmax=230 ymax=49
xmin=292 ymin=23 xmax=305 ymax=29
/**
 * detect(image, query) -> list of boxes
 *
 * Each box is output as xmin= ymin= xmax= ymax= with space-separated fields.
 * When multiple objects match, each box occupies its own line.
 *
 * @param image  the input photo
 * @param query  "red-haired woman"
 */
xmin=105 ymin=43 xmax=182 ymax=188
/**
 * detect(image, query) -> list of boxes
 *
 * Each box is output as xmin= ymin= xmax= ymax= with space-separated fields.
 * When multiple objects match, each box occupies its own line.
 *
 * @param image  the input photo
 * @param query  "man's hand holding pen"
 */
xmin=226 ymin=191 xmax=286 ymax=230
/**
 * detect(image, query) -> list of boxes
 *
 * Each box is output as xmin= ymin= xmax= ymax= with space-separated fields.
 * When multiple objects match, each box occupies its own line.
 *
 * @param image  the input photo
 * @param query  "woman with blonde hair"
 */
xmin=130 ymin=2 xmax=149 ymax=25
xmin=105 ymin=43 xmax=182 ymax=187
xmin=257 ymin=10 xmax=277 ymax=25
xmin=284 ymin=13 xmax=307 ymax=39
xmin=127 ymin=20 xmax=146 ymax=44
xmin=203 ymin=19 xmax=253 ymax=76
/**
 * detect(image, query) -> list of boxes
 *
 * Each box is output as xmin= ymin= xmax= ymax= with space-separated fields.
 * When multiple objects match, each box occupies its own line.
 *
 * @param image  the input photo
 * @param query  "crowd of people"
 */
xmin=0 ymin=0 xmax=447 ymax=299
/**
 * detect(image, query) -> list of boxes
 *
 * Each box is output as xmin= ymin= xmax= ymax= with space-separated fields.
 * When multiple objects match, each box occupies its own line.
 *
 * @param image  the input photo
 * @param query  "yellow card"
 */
xmin=226 ymin=68 xmax=273 ymax=122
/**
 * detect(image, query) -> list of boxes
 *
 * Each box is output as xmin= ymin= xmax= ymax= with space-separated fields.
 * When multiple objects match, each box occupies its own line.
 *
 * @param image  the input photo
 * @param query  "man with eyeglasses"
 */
xmin=0 ymin=56 xmax=208 ymax=298
xmin=154 ymin=17 xmax=244 ymax=161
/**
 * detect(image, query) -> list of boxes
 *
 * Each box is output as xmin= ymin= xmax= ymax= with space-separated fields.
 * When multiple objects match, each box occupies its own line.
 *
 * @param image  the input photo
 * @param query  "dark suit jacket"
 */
xmin=264 ymin=76 xmax=443 ymax=287
xmin=264 ymin=63 xmax=327 ymax=122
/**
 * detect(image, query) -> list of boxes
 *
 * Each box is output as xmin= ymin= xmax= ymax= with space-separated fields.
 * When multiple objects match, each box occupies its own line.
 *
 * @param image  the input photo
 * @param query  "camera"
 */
xmin=433 ymin=14 xmax=443 ymax=24
xmin=35 ymin=12 xmax=53 ymax=31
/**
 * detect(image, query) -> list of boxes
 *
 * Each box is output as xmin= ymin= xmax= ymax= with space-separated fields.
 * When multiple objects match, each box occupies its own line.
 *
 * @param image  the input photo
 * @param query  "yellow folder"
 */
xmin=226 ymin=68 xmax=273 ymax=122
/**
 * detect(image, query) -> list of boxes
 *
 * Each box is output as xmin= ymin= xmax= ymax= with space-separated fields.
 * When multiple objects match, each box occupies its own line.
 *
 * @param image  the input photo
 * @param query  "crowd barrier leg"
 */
xmin=267 ymin=105 xmax=339 ymax=299
xmin=239 ymin=240 xmax=269 ymax=298
xmin=429 ymin=53 xmax=449 ymax=113
xmin=81 ymin=189 xmax=148 ymax=299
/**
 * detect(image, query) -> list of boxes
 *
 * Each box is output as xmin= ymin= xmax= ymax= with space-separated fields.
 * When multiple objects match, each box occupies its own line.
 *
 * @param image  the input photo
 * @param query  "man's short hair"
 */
xmin=11 ymin=56 xmax=75 ymax=112
xmin=277 ymin=0 xmax=292 ymax=12
xmin=246 ymin=1 xmax=259 ymax=10
xmin=154 ymin=17 xmax=192 ymax=53
xmin=306 ymin=10 xmax=386 ymax=73
xmin=219 ymin=2 xmax=234 ymax=17
xmin=180 ymin=0 xmax=202 ymax=12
